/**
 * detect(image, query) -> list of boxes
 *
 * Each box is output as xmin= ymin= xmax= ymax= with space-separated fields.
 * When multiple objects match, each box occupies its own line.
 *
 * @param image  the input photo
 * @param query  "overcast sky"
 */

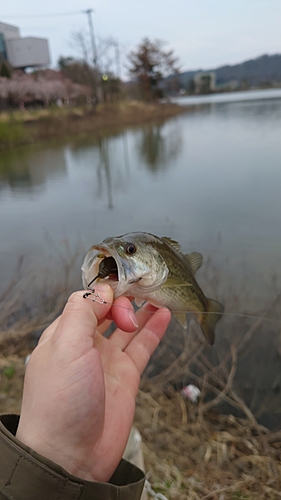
xmin=2 ymin=0 xmax=281 ymax=76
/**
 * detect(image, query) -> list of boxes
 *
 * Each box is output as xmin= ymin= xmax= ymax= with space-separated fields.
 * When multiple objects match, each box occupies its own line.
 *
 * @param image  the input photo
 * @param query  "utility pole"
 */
xmin=85 ymin=8 xmax=97 ymax=69
xmin=83 ymin=8 xmax=100 ymax=103
xmin=114 ymin=42 xmax=121 ymax=79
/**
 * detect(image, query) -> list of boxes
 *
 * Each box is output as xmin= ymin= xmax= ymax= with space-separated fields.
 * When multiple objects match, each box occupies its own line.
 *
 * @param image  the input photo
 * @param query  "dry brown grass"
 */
xmin=0 ymin=249 xmax=80 ymax=356
xmin=136 ymin=381 xmax=281 ymax=499
xmin=134 ymin=310 xmax=281 ymax=499
xmin=0 ymin=252 xmax=79 ymax=412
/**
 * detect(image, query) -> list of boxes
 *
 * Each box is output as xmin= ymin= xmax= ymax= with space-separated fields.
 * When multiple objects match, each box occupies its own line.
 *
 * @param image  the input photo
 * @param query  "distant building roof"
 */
xmin=0 ymin=21 xmax=50 ymax=69
xmin=0 ymin=21 xmax=20 ymax=41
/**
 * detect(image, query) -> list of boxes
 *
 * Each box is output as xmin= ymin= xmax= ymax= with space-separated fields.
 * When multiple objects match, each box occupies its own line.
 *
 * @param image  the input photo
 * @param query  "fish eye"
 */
xmin=125 ymin=243 xmax=136 ymax=255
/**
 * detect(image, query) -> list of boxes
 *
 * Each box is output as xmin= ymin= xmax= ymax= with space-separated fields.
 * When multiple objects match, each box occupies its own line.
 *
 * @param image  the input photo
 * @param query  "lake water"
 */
xmin=1 ymin=89 xmax=281 ymax=427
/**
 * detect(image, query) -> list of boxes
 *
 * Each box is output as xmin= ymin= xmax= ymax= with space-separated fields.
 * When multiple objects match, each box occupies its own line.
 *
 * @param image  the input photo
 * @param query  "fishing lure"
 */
xmin=83 ymin=256 xmax=117 ymax=301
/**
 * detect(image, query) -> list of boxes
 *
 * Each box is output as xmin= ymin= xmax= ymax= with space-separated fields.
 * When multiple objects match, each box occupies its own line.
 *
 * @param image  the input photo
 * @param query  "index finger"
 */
xmin=109 ymin=296 xmax=138 ymax=332
xmin=124 ymin=307 xmax=171 ymax=375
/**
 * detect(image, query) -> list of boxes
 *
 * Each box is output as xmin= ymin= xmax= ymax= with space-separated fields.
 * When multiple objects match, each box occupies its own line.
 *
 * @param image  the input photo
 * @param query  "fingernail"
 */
xmin=128 ymin=310 xmax=138 ymax=329
xmin=92 ymin=283 xmax=111 ymax=292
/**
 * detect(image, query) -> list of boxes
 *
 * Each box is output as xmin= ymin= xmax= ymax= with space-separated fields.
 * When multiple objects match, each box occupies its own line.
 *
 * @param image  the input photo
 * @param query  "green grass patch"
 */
xmin=0 ymin=120 xmax=26 ymax=149
xmin=2 ymin=365 xmax=15 ymax=380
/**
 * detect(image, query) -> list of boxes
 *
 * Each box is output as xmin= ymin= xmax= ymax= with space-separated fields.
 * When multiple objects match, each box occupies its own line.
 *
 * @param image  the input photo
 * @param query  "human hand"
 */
xmin=16 ymin=285 xmax=171 ymax=482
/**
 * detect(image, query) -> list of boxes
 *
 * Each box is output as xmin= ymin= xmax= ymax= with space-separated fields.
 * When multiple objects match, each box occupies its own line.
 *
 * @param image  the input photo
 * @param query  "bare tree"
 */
xmin=60 ymin=32 xmax=123 ymax=103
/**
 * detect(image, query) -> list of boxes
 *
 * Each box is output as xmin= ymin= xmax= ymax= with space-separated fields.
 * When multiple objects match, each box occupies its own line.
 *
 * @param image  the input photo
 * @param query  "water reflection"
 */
xmin=0 ymin=150 xmax=32 ymax=190
xmin=64 ymin=132 xmax=133 ymax=210
xmin=0 ymin=147 xmax=67 ymax=193
xmin=96 ymin=138 xmax=113 ymax=209
xmin=0 ymin=121 xmax=182 ymax=197
xmin=138 ymin=123 xmax=182 ymax=172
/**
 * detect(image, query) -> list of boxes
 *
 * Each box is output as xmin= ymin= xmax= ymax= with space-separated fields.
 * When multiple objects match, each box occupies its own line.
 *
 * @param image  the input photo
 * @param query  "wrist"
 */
xmin=16 ymin=425 xmax=99 ymax=482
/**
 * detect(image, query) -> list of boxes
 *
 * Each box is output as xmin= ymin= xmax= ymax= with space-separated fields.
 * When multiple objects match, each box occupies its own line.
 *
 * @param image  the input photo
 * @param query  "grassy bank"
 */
xmin=0 ymin=101 xmax=187 ymax=150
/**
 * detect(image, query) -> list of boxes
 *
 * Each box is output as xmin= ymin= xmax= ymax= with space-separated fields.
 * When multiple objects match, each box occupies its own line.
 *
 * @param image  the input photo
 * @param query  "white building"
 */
xmin=0 ymin=21 xmax=50 ymax=69
xmin=194 ymin=72 xmax=216 ymax=93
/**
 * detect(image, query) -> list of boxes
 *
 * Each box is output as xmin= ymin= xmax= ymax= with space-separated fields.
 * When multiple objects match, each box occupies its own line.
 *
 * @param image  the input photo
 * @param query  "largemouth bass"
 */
xmin=81 ymin=232 xmax=224 ymax=344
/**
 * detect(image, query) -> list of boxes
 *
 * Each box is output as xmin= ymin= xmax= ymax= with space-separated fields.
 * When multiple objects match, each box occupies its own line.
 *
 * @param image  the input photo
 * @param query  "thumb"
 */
xmin=52 ymin=285 xmax=113 ymax=349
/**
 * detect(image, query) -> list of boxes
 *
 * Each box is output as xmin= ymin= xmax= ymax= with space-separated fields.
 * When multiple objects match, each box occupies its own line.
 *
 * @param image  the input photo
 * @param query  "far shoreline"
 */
xmin=0 ymin=101 xmax=188 ymax=151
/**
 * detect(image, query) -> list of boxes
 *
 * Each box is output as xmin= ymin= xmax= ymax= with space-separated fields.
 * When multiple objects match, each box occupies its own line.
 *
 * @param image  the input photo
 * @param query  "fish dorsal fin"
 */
xmin=185 ymin=252 xmax=203 ymax=274
xmin=161 ymin=237 xmax=182 ymax=252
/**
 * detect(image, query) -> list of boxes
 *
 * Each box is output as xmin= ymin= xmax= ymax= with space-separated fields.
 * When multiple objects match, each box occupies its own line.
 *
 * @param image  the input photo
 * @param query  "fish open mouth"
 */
xmin=98 ymin=256 xmax=119 ymax=281
xmin=81 ymin=246 xmax=125 ymax=293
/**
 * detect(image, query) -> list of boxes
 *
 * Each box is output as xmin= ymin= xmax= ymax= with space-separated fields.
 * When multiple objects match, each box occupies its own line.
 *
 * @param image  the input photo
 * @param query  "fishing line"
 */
xmin=83 ymin=291 xmax=281 ymax=324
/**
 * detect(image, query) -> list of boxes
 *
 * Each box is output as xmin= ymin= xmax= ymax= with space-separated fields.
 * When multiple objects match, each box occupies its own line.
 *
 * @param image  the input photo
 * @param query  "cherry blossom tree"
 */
xmin=0 ymin=72 xmax=90 ymax=108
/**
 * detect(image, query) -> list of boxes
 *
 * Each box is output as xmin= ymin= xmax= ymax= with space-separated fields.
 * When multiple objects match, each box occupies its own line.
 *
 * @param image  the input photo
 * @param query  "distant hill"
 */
xmin=165 ymin=54 xmax=281 ymax=90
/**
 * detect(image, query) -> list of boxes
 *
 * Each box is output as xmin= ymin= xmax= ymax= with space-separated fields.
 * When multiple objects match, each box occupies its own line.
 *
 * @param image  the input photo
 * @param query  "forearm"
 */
xmin=0 ymin=415 xmax=145 ymax=500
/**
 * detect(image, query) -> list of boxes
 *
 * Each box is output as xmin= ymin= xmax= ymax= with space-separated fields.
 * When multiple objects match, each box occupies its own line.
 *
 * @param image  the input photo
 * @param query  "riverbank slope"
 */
xmin=0 ymin=101 xmax=186 ymax=150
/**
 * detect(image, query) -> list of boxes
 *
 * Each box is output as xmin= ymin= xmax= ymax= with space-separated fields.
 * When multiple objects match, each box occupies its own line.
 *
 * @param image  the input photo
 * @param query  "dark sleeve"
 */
xmin=0 ymin=415 xmax=145 ymax=500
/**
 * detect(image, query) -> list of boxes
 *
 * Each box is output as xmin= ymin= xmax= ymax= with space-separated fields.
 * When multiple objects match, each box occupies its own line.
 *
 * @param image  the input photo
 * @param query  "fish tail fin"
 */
xmin=199 ymin=298 xmax=225 ymax=345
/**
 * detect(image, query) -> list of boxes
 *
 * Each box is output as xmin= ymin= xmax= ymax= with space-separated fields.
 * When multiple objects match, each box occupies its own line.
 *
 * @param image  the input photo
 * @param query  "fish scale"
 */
xmin=147 ymin=239 xmax=208 ymax=309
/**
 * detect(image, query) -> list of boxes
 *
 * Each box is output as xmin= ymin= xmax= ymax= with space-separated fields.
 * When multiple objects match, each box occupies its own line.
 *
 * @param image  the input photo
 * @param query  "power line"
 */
xmin=1 ymin=11 xmax=85 ymax=19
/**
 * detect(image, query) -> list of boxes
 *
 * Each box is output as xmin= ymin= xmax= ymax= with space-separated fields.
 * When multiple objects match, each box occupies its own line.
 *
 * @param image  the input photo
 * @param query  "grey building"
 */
xmin=0 ymin=21 xmax=50 ymax=69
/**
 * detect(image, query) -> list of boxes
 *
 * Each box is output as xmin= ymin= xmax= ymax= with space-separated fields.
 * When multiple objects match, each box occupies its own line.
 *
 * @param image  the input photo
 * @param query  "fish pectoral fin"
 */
xmin=174 ymin=311 xmax=188 ymax=329
xmin=198 ymin=298 xmax=225 ymax=345
xmin=134 ymin=298 xmax=146 ymax=308
xmin=185 ymin=252 xmax=203 ymax=274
